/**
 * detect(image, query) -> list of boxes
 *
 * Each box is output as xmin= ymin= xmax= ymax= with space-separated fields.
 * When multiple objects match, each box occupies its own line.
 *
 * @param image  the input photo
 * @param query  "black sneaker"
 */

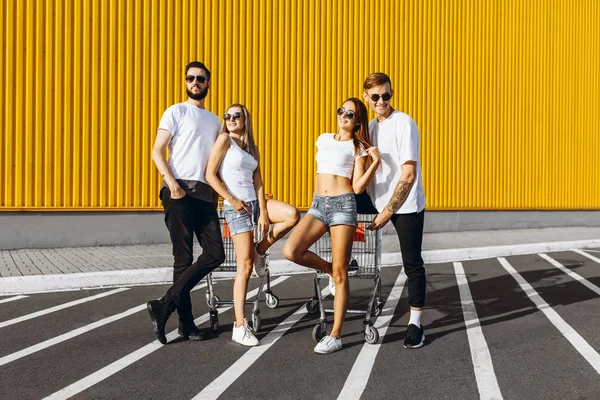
xmin=178 ymin=322 xmax=205 ymax=341
xmin=147 ymin=300 xmax=170 ymax=345
xmin=403 ymin=324 xmax=425 ymax=349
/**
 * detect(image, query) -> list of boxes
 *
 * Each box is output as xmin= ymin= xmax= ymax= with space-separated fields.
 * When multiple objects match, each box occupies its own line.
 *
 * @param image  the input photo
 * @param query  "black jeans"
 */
xmin=159 ymin=188 xmax=226 ymax=324
xmin=355 ymin=191 xmax=426 ymax=308
xmin=391 ymin=210 xmax=426 ymax=308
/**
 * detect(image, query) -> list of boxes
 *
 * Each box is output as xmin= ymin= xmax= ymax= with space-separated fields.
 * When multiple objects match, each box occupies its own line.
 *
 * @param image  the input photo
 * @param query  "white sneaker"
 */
xmin=232 ymin=319 xmax=259 ymax=346
xmin=328 ymin=274 xmax=336 ymax=297
xmin=314 ymin=335 xmax=342 ymax=354
xmin=253 ymin=243 xmax=267 ymax=278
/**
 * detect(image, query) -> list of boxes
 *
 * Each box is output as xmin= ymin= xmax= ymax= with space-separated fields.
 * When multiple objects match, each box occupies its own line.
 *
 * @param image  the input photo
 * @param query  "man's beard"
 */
xmin=187 ymin=86 xmax=209 ymax=100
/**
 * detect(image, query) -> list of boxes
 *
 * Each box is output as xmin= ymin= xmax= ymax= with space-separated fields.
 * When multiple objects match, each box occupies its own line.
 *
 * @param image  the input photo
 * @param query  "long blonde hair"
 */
xmin=219 ymin=103 xmax=260 ymax=161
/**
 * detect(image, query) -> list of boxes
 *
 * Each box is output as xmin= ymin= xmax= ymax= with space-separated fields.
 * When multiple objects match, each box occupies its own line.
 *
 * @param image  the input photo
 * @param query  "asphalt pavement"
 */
xmin=1 ymin=248 xmax=600 ymax=399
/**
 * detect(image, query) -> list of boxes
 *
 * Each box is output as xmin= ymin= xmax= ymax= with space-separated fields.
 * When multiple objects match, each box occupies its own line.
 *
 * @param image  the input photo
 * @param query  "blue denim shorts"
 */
xmin=307 ymin=193 xmax=357 ymax=228
xmin=223 ymin=200 xmax=259 ymax=236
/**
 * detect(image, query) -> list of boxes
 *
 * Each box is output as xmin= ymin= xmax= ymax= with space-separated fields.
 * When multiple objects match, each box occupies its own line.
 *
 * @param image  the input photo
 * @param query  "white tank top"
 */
xmin=315 ymin=133 xmax=367 ymax=179
xmin=219 ymin=137 xmax=258 ymax=204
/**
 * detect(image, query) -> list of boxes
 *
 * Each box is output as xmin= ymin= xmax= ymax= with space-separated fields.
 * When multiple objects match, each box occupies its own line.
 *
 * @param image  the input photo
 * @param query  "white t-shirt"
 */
xmin=158 ymin=102 xmax=222 ymax=183
xmin=315 ymin=133 xmax=367 ymax=179
xmin=367 ymin=111 xmax=426 ymax=214
xmin=219 ymin=137 xmax=259 ymax=205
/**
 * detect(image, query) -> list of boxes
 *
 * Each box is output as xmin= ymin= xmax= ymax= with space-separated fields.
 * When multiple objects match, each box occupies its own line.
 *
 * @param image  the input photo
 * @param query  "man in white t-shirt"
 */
xmin=362 ymin=72 xmax=427 ymax=349
xmin=146 ymin=61 xmax=225 ymax=345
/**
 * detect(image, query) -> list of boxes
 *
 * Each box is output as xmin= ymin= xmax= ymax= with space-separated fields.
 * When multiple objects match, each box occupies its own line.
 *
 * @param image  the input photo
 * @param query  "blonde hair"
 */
xmin=219 ymin=103 xmax=260 ymax=161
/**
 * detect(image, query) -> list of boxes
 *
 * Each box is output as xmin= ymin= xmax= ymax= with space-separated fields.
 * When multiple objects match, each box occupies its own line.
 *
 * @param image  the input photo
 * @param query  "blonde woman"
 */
xmin=283 ymin=98 xmax=380 ymax=354
xmin=205 ymin=104 xmax=300 ymax=346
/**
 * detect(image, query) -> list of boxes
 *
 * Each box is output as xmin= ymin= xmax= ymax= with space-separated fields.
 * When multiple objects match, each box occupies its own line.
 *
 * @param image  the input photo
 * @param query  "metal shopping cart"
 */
xmin=305 ymin=214 xmax=384 ymax=344
xmin=205 ymin=196 xmax=280 ymax=333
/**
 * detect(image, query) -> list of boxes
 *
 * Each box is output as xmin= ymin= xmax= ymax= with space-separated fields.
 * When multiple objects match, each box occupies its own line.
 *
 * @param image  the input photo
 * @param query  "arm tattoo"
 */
xmin=385 ymin=179 xmax=414 ymax=213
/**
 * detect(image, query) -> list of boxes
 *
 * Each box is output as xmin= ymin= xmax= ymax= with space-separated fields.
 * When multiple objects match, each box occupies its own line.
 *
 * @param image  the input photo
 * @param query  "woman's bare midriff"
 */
xmin=314 ymin=173 xmax=354 ymax=196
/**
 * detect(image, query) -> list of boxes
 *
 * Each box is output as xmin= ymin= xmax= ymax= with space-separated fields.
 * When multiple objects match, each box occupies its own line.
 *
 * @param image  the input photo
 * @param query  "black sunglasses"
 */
xmin=185 ymin=75 xmax=207 ymax=84
xmin=368 ymin=92 xmax=392 ymax=102
xmin=223 ymin=112 xmax=242 ymax=121
xmin=337 ymin=107 xmax=356 ymax=120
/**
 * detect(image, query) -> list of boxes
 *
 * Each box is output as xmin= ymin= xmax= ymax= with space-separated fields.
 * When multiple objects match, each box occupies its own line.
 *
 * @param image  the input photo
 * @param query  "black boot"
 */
xmin=178 ymin=321 xmax=205 ymax=341
xmin=146 ymin=300 xmax=171 ymax=344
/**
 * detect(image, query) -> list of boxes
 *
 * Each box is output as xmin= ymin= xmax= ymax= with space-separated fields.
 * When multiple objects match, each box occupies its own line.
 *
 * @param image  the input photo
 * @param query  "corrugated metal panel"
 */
xmin=1 ymin=0 xmax=599 ymax=211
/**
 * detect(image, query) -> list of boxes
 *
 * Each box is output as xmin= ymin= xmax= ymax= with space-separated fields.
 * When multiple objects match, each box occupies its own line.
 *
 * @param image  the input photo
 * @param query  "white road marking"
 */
xmin=42 ymin=277 xmax=289 ymax=400
xmin=0 ymin=295 xmax=28 ymax=304
xmin=573 ymin=249 xmax=600 ymax=265
xmin=498 ymin=257 xmax=600 ymax=375
xmin=539 ymin=253 xmax=600 ymax=296
xmin=194 ymin=284 xmax=330 ymax=400
xmin=0 ymin=288 xmax=129 ymax=329
xmin=337 ymin=269 xmax=407 ymax=400
xmin=0 ymin=283 xmax=206 ymax=367
xmin=454 ymin=262 xmax=503 ymax=400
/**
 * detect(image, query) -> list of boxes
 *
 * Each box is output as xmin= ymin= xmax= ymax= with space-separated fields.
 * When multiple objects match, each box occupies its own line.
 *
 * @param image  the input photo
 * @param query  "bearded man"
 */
xmin=146 ymin=61 xmax=225 ymax=345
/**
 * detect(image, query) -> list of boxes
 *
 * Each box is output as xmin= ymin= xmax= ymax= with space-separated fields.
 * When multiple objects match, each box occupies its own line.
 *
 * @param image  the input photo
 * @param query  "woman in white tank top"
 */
xmin=206 ymin=104 xmax=300 ymax=347
xmin=283 ymin=98 xmax=381 ymax=354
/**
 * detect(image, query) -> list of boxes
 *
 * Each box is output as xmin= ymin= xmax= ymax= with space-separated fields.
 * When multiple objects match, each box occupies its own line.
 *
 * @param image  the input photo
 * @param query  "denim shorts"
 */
xmin=307 ymin=193 xmax=357 ymax=228
xmin=223 ymin=200 xmax=259 ymax=236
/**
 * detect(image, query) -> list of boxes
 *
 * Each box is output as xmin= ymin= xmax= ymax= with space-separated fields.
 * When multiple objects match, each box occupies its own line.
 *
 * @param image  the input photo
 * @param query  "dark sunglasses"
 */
xmin=185 ymin=75 xmax=207 ymax=84
xmin=368 ymin=92 xmax=392 ymax=102
xmin=223 ymin=112 xmax=242 ymax=121
xmin=337 ymin=107 xmax=356 ymax=120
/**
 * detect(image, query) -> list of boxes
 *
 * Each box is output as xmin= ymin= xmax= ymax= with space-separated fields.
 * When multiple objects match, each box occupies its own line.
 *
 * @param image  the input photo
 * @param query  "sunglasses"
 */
xmin=368 ymin=92 xmax=392 ymax=102
xmin=185 ymin=75 xmax=207 ymax=84
xmin=337 ymin=107 xmax=356 ymax=120
xmin=223 ymin=112 xmax=242 ymax=121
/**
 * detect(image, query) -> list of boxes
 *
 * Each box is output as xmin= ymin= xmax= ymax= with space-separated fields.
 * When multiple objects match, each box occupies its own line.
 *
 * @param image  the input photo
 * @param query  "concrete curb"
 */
xmin=2 ymin=239 xmax=599 ymax=295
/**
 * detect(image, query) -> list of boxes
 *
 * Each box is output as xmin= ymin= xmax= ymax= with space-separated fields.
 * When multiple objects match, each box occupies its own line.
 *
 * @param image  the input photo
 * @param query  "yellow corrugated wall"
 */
xmin=1 ymin=0 xmax=599 ymax=211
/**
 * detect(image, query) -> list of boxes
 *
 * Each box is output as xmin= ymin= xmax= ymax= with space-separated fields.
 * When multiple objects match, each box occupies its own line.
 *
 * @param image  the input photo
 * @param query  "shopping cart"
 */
xmin=305 ymin=214 xmax=384 ymax=344
xmin=205 ymin=196 xmax=280 ymax=333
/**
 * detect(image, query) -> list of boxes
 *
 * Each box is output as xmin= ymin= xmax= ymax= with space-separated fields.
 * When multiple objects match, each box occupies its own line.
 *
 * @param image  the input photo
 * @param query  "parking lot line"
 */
xmin=0 ymin=304 xmax=144 ymax=366
xmin=454 ymin=262 xmax=503 ymax=400
xmin=336 ymin=268 xmax=406 ymax=400
xmin=0 ymin=295 xmax=28 ymax=304
xmin=0 ymin=288 xmax=129 ymax=329
xmin=194 ymin=284 xmax=330 ymax=400
xmin=43 ymin=277 xmax=289 ymax=400
xmin=572 ymin=249 xmax=600 ymax=265
xmin=0 ymin=283 xmax=207 ymax=367
xmin=498 ymin=257 xmax=600 ymax=375
xmin=539 ymin=253 xmax=600 ymax=296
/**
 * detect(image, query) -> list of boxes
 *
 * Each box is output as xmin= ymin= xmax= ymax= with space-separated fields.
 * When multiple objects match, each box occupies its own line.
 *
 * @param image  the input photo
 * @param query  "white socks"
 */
xmin=408 ymin=309 xmax=422 ymax=327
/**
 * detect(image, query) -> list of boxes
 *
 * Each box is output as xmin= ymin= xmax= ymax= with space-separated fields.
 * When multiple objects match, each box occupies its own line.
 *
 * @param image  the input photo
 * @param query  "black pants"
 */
xmin=159 ymin=188 xmax=226 ymax=324
xmin=355 ymin=191 xmax=426 ymax=308
xmin=391 ymin=210 xmax=426 ymax=308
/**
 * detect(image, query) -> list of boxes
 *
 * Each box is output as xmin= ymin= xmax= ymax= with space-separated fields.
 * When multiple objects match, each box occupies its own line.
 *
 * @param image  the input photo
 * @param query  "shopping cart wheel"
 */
xmin=364 ymin=325 xmax=379 ymax=344
xmin=206 ymin=295 xmax=220 ymax=308
xmin=210 ymin=311 xmax=219 ymax=332
xmin=265 ymin=293 xmax=279 ymax=309
xmin=373 ymin=303 xmax=384 ymax=317
xmin=305 ymin=299 xmax=319 ymax=315
xmin=252 ymin=312 xmax=261 ymax=332
xmin=312 ymin=323 xmax=326 ymax=342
